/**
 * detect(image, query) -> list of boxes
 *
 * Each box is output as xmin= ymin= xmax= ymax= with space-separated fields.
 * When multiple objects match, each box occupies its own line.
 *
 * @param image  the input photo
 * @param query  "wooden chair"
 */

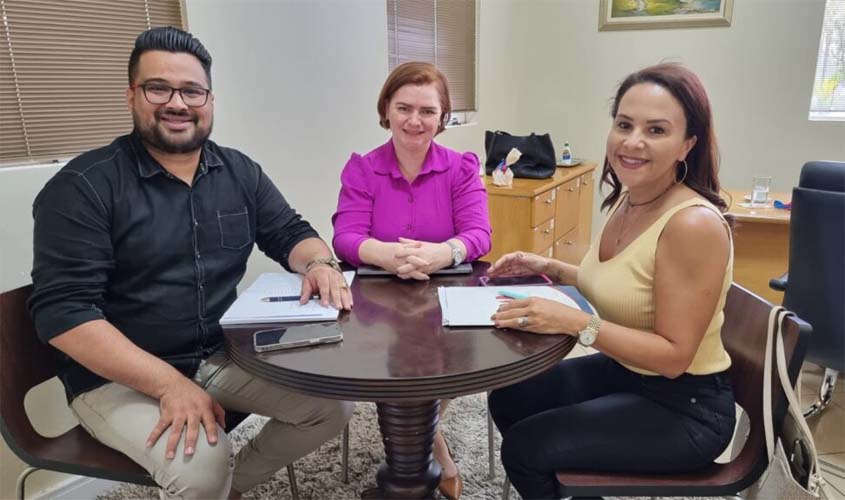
xmin=500 ymin=283 xmax=810 ymax=499
xmin=0 ymin=285 xmax=298 ymax=499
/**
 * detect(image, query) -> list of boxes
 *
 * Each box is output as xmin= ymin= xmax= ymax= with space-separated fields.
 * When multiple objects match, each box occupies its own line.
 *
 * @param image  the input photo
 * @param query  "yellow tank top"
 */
xmin=577 ymin=196 xmax=733 ymax=376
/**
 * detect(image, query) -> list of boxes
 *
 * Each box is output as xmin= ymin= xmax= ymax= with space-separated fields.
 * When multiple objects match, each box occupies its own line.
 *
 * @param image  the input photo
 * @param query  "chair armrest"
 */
xmin=769 ymin=272 xmax=788 ymax=291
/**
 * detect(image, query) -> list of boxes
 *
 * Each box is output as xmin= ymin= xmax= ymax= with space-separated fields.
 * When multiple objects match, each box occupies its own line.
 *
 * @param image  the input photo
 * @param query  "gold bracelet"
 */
xmin=305 ymin=256 xmax=341 ymax=273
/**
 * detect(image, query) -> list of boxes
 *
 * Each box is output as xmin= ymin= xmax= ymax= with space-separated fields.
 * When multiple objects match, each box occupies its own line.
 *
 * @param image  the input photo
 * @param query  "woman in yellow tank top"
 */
xmin=487 ymin=63 xmax=736 ymax=499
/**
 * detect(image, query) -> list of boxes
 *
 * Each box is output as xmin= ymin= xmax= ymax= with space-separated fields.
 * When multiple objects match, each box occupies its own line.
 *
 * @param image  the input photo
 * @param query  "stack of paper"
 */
xmin=220 ymin=271 xmax=356 ymax=325
xmin=437 ymin=285 xmax=594 ymax=327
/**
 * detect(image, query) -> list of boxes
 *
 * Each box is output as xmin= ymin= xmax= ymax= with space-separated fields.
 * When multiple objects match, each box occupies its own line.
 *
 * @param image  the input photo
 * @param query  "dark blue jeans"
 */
xmin=488 ymin=353 xmax=736 ymax=500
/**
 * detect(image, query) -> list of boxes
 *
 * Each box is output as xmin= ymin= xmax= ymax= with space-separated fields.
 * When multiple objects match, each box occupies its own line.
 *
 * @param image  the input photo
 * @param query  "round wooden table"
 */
xmin=224 ymin=262 xmax=575 ymax=499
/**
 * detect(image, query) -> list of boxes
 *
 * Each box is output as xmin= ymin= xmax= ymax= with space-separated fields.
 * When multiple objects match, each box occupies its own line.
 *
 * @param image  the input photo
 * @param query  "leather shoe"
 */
xmin=437 ymin=439 xmax=462 ymax=500
xmin=437 ymin=472 xmax=463 ymax=500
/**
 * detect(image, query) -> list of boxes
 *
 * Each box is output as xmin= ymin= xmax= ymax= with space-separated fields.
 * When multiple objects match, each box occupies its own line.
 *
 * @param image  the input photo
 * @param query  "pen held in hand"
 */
xmin=498 ymin=290 xmax=529 ymax=300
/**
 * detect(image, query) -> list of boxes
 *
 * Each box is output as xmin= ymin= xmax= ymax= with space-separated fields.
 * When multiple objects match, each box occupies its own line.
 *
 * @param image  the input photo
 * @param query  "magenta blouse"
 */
xmin=332 ymin=140 xmax=492 ymax=267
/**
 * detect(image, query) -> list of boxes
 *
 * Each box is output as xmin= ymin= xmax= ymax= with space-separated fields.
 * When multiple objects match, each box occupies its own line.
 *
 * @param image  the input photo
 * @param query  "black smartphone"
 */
xmin=479 ymin=274 xmax=553 ymax=286
xmin=253 ymin=323 xmax=343 ymax=353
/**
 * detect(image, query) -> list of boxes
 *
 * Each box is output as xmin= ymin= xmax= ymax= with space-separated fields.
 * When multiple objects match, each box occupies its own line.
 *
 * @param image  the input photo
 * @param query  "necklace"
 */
xmin=614 ymin=183 xmax=675 ymax=246
xmin=627 ymin=182 xmax=676 ymax=207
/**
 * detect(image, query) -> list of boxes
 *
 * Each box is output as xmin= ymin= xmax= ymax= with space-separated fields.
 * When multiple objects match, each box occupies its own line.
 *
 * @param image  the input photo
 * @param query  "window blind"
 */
xmin=0 ymin=0 xmax=184 ymax=166
xmin=810 ymin=0 xmax=845 ymax=120
xmin=387 ymin=0 xmax=477 ymax=112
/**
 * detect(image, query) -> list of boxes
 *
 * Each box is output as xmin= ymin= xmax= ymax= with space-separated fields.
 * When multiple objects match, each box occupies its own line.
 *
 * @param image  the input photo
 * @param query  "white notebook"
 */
xmin=437 ymin=285 xmax=594 ymax=327
xmin=220 ymin=271 xmax=356 ymax=325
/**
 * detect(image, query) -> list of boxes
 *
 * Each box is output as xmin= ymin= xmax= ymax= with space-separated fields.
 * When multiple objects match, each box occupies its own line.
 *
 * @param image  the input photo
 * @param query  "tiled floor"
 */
xmin=801 ymin=362 xmax=845 ymax=498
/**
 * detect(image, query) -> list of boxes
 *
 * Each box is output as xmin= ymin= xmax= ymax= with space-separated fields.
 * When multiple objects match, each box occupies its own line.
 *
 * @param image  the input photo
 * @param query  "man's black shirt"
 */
xmin=29 ymin=132 xmax=319 ymax=400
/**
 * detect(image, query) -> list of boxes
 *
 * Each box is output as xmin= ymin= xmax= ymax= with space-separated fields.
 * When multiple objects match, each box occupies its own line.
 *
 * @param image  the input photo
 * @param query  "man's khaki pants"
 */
xmin=70 ymin=351 xmax=353 ymax=499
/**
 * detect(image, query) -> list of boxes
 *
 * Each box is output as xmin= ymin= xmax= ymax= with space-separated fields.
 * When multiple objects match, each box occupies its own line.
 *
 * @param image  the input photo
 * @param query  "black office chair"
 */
xmin=770 ymin=160 xmax=845 ymax=417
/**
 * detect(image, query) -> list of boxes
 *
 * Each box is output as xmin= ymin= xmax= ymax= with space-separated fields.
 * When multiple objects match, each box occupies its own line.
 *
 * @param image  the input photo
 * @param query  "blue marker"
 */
xmin=498 ymin=290 xmax=529 ymax=300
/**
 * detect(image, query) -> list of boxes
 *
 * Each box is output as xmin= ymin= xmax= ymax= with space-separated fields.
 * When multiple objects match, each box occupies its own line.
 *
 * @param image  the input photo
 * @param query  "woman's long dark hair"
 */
xmin=601 ymin=63 xmax=729 ymax=223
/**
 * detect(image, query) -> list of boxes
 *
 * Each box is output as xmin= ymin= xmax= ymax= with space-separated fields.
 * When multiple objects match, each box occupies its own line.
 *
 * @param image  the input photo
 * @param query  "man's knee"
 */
xmin=158 ymin=434 xmax=234 ymax=499
xmin=322 ymin=400 xmax=354 ymax=432
xmin=292 ymin=397 xmax=354 ymax=429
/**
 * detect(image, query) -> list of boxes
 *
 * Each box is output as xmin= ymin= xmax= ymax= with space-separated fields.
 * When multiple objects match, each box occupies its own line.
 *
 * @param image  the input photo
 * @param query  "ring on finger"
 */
xmin=517 ymin=316 xmax=529 ymax=327
xmin=339 ymin=282 xmax=349 ymax=290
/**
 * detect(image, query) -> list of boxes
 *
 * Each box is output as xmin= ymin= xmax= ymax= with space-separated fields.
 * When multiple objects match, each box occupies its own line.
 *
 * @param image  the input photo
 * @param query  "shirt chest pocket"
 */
xmin=217 ymin=207 xmax=252 ymax=250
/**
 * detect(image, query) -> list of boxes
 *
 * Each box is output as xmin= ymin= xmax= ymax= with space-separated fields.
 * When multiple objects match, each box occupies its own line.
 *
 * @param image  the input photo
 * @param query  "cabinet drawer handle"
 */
xmin=565 ymin=240 xmax=574 ymax=245
xmin=567 ymin=187 xmax=576 ymax=192
xmin=544 ymin=198 xmax=553 ymax=204
xmin=543 ymin=228 xmax=551 ymax=234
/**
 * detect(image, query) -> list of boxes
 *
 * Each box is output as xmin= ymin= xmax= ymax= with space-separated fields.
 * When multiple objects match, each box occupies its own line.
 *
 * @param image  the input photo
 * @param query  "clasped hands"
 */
xmin=385 ymin=237 xmax=452 ymax=280
xmin=488 ymin=251 xmax=587 ymax=335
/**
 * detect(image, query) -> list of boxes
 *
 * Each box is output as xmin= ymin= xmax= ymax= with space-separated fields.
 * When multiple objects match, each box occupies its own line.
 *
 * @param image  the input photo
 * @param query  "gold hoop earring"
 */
xmin=677 ymin=160 xmax=689 ymax=184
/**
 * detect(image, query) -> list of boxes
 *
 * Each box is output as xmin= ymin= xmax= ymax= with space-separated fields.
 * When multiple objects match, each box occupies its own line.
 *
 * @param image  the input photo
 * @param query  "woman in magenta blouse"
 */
xmin=332 ymin=62 xmax=491 ymax=499
xmin=332 ymin=62 xmax=491 ymax=281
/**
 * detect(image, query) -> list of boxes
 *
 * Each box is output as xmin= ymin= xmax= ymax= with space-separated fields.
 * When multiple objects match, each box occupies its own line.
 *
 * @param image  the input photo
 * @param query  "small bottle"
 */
xmin=561 ymin=142 xmax=572 ymax=164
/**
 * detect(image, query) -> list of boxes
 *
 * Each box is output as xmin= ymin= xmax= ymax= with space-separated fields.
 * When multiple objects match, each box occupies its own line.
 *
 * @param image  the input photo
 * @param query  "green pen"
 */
xmin=498 ymin=290 xmax=529 ymax=300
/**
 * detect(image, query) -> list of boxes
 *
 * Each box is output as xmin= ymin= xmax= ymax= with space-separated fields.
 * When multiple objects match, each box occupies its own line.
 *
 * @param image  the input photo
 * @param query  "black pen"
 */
xmin=261 ymin=295 xmax=319 ymax=302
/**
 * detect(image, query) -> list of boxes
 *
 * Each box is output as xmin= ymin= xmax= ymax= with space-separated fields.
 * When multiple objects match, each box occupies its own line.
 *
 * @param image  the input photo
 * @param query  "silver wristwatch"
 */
xmin=445 ymin=240 xmax=464 ymax=268
xmin=578 ymin=314 xmax=602 ymax=347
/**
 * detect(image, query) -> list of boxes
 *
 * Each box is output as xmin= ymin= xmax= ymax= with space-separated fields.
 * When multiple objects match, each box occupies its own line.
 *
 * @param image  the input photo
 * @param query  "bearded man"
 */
xmin=29 ymin=26 xmax=352 ymax=500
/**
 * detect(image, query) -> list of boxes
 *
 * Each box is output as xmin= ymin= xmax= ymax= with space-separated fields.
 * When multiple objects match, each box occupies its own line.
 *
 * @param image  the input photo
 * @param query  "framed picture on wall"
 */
xmin=599 ymin=0 xmax=734 ymax=31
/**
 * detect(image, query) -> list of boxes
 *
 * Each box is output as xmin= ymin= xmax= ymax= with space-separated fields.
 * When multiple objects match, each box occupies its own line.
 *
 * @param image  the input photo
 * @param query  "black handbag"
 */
xmin=484 ymin=130 xmax=556 ymax=179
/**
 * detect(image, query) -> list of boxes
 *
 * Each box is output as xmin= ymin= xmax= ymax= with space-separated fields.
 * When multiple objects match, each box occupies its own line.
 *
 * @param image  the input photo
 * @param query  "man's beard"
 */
xmin=133 ymin=109 xmax=213 ymax=154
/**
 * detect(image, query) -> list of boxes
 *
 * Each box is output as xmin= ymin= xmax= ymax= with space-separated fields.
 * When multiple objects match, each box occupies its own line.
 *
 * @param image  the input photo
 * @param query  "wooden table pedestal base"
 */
xmin=361 ymin=400 xmax=441 ymax=500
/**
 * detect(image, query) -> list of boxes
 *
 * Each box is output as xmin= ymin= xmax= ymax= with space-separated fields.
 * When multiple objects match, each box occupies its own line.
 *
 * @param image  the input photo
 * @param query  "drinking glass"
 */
xmin=751 ymin=176 xmax=772 ymax=206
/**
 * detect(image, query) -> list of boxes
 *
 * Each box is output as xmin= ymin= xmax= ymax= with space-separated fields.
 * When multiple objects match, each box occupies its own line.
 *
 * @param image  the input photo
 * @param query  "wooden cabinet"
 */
xmin=725 ymin=189 xmax=790 ymax=304
xmin=483 ymin=162 xmax=597 ymax=264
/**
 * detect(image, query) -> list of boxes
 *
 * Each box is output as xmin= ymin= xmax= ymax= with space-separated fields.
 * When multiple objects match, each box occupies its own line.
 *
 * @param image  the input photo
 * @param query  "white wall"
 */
xmin=183 ymin=0 xmax=524 ymax=287
xmin=503 ymin=0 xmax=844 ymax=226
xmin=0 ymin=165 xmax=80 ymax=498
xmin=184 ymin=0 xmax=389 ymax=286
xmin=2 ymin=0 xmax=842 ymax=497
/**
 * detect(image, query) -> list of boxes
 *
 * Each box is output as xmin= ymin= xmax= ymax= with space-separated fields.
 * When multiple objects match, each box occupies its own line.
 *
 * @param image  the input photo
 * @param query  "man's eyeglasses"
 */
xmin=132 ymin=83 xmax=211 ymax=107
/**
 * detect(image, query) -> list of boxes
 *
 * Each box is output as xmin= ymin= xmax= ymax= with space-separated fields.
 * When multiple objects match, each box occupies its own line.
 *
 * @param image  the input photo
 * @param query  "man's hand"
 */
xmin=47 ymin=320 xmax=229 ymax=460
xmin=302 ymin=264 xmax=353 ymax=310
xmin=146 ymin=375 xmax=226 ymax=459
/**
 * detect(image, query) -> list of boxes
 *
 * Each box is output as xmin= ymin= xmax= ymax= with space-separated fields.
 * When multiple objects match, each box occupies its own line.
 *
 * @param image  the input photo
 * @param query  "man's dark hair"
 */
xmin=128 ymin=26 xmax=212 ymax=86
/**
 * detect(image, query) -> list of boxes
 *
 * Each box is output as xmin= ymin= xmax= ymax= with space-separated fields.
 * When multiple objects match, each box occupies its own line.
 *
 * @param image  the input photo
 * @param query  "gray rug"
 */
xmin=98 ymin=392 xmax=730 ymax=499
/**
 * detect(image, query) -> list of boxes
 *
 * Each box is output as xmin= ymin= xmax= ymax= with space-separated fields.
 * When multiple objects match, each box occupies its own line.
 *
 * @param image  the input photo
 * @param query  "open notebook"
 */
xmin=220 ymin=271 xmax=356 ymax=325
xmin=438 ymin=285 xmax=594 ymax=327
